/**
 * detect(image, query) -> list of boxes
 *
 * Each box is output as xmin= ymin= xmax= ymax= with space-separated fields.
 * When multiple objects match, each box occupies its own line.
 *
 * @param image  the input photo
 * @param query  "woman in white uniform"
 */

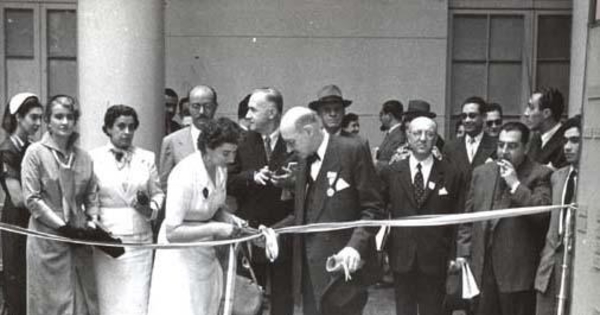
xmin=90 ymin=105 xmax=164 ymax=315
xmin=148 ymin=117 xmax=245 ymax=315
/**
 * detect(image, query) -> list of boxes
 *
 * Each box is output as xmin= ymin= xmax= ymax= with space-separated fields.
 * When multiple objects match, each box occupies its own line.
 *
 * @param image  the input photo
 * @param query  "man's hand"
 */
xmin=253 ymin=166 xmax=273 ymax=185
xmin=497 ymin=159 xmax=519 ymax=190
xmin=336 ymin=247 xmax=362 ymax=273
xmin=270 ymin=166 xmax=295 ymax=188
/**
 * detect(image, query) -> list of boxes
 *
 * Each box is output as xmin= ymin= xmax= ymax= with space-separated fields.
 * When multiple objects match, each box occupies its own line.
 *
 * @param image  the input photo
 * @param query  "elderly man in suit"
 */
xmin=158 ymin=85 xmax=218 ymax=191
xmin=443 ymin=96 xmax=497 ymax=175
xmin=524 ymin=87 xmax=567 ymax=170
xmin=380 ymin=116 xmax=466 ymax=315
xmin=535 ymin=115 xmax=581 ymax=315
xmin=228 ymin=87 xmax=294 ymax=315
xmin=277 ymin=106 xmax=384 ymax=315
xmin=456 ymin=121 xmax=552 ymax=315
xmin=376 ymin=100 xmax=406 ymax=168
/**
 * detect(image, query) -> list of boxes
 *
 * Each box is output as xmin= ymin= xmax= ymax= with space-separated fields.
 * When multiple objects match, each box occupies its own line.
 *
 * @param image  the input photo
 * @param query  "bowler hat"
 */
xmin=404 ymin=99 xmax=436 ymax=120
xmin=308 ymin=84 xmax=352 ymax=111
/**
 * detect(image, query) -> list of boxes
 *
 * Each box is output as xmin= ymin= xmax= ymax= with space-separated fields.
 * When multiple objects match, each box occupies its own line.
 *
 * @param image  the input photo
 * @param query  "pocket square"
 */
xmin=439 ymin=187 xmax=448 ymax=196
xmin=335 ymin=178 xmax=350 ymax=192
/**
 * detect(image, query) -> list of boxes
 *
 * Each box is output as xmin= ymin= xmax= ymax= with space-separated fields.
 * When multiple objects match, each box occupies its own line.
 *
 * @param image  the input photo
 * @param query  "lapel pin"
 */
xmin=327 ymin=188 xmax=335 ymax=197
xmin=203 ymin=187 xmax=209 ymax=199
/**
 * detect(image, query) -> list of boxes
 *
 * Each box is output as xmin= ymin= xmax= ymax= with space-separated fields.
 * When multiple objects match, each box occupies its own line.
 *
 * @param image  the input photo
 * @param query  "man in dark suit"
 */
xmin=456 ymin=122 xmax=552 ymax=315
xmin=484 ymin=102 xmax=503 ymax=138
xmin=376 ymin=100 xmax=406 ymax=169
xmin=443 ymin=96 xmax=497 ymax=175
xmin=535 ymin=115 xmax=581 ymax=315
xmin=524 ymin=87 xmax=567 ymax=170
xmin=277 ymin=107 xmax=384 ymax=315
xmin=380 ymin=116 xmax=466 ymax=315
xmin=228 ymin=88 xmax=294 ymax=315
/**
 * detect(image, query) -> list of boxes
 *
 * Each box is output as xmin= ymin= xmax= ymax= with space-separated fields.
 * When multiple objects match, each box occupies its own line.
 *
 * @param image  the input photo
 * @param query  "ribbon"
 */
xmin=0 ymin=204 xmax=573 ymax=249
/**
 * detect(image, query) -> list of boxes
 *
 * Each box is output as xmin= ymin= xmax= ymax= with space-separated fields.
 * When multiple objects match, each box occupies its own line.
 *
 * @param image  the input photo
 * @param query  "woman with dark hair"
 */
xmin=90 ymin=105 xmax=164 ymax=315
xmin=0 ymin=93 xmax=43 ymax=315
xmin=148 ymin=117 xmax=246 ymax=315
xmin=21 ymin=95 xmax=98 ymax=315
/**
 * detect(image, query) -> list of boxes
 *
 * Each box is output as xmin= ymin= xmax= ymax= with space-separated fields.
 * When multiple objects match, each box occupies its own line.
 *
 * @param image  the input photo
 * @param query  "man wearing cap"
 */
xmin=443 ymin=96 xmax=497 ymax=176
xmin=309 ymin=85 xmax=370 ymax=148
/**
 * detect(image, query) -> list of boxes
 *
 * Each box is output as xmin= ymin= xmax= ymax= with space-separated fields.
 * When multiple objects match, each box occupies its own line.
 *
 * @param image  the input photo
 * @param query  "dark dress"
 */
xmin=0 ymin=136 xmax=29 ymax=315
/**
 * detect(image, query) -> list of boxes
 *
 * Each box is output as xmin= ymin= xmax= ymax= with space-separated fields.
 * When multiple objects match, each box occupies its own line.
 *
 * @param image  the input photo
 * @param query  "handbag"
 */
xmin=232 ymin=251 xmax=263 ymax=315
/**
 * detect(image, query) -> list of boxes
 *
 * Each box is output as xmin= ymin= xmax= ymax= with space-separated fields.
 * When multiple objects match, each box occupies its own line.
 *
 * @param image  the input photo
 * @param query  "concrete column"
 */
xmin=568 ymin=0 xmax=590 ymax=116
xmin=77 ymin=0 xmax=165 ymax=153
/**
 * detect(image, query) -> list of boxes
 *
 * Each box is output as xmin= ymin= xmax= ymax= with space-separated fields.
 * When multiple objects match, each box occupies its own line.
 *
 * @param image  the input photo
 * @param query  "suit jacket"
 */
xmin=158 ymin=127 xmax=195 ymax=191
xmin=228 ymin=131 xmax=294 ymax=226
xmin=376 ymin=126 xmax=406 ymax=166
xmin=535 ymin=166 xmax=572 ymax=293
xmin=456 ymin=158 xmax=552 ymax=293
xmin=528 ymin=129 xmax=567 ymax=169
xmin=283 ymin=135 xmax=384 ymax=306
xmin=443 ymin=133 xmax=497 ymax=175
xmin=380 ymin=157 xmax=466 ymax=276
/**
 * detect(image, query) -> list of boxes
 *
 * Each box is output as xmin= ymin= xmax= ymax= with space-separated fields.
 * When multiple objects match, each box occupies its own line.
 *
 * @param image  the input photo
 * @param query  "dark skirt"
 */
xmin=1 ymin=200 xmax=30 ymax=315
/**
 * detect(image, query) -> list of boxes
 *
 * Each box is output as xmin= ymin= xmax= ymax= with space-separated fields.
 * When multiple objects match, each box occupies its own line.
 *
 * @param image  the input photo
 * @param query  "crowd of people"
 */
xmin=0 ymin=83 xmax=580 ymax=315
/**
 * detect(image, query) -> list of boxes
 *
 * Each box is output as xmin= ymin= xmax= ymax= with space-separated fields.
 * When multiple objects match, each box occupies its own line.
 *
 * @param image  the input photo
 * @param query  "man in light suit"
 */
xmin=376 ymin=100 xmax=406 ymax=170
xmin=456 ymin=121 xmax=552 ymax=315
xmin=443 ymin=96 xmax=497 ymax=175
xmin=228 ymin=88 xmax=294 ymax=315
xmin=277 ymin=107 xmax=384 ymax=315
xmin=535 ymin=115 xmax=581 ymax=315
xmin=158 ymin=85 xmax=218 ymax=191
xmin=524 ymin=87 xmax=567 ymax=170
xmin=380 ymin=117 xmax=466 ymax=315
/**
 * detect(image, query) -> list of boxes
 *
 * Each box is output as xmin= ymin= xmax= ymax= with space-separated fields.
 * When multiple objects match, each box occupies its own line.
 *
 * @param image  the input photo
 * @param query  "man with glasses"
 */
xmin=443 ymin=96 xmax=497 ymax=175
xmin=159 ymin=85 xmax=218 ymax=191
xmin=456 ymin=121 xmax=552 ymax=315
xmin=485 ymin=102 xmax=503 ymax=138
xmin=380 ymin=116 xmax=466 ymax=315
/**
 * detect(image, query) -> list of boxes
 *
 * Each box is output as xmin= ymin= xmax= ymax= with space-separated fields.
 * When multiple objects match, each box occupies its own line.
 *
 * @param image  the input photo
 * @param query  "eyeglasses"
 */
xmin=189 ymin=102 xmax=216 ymax=111
xmin=409 ymin=130 xmax=436 ymax=139
xmin=460 ymin=112 xmax=480 ymax=120
xmin=486 ymin=119 xmax=503 ymax=127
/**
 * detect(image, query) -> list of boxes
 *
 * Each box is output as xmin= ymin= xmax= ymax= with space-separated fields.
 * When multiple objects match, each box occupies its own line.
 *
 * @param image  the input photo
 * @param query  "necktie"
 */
xmin=467 ymin=136 xmax=476 ymax=163
xmin=264 ymin=136 xmax=272 ymax=163
xmin=414 ymin=163 xmax=425 ymax=207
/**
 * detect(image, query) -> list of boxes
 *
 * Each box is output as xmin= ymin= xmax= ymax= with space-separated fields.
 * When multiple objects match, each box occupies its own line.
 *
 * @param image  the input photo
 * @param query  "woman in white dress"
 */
xmin=148 ymin=117 xmax=245 ymax=315
xmin=90 ymin=105 xmax=164 ymax=315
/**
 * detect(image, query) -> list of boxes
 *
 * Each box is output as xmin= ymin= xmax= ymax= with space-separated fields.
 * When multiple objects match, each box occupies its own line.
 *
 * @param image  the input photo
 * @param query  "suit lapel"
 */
xmin=178 ymin=129 xmax=195 ymax=157
xmin=473 ymin=134 xmax=496 ymax=165
xmin=309 ymin=138 xmax=341 ymax=222
xmin=392 ymin=159 xmax=418 ymax=209
xmin=420 ymin=160 xmax=442 ymax=209
xmin=269 ymin=136 xmax=288 ymax=169
xmin=295 ymin=158 xmax=308 ymax=225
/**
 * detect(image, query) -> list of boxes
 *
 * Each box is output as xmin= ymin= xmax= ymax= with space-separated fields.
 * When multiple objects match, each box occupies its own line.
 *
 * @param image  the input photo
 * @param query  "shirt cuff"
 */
xmin=148 ymin=200 xmax=159 ymax=221
xmin=509 ymin=181 xmax=521 ymax=194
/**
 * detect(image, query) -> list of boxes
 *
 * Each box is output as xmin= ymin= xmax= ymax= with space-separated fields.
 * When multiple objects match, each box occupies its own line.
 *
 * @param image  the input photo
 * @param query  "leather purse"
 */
xmin=232 ymin=252 xmax=263 ymax=315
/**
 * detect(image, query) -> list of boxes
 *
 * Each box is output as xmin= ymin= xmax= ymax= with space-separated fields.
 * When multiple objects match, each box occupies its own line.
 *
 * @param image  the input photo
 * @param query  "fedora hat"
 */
xmin=308 ymin=84 xmax=352 ymax=111
xmin=404 ymin=99 xmax=436 ymax=120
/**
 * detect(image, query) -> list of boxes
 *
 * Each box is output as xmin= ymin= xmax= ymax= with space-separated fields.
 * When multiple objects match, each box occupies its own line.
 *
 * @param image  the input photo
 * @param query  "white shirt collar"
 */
xmin=190 ymin=125 xmax=201 ymax=151
xmin=541 ymin=122 xmax=562 ymax=148
xmin=408 ymin=152 xmax=434 ymax=184
xmin=388 ymin=123 xmax=402 ymax=133
xmin=465 ymin=131 xmax=484 ymax=145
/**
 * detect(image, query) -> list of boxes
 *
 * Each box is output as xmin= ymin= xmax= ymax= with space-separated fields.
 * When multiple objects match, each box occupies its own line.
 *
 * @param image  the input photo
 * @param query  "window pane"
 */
xmin=452 ymin=15 xmax=487 ymax=61
xmin=48 ymin=59 xmax=77 ymax=98
xmin=48 ymin=10 xmax=77 ymax=58
xmin=536 ymin=61 xmax=570 ymax=104
xmin=488 ymin=63 xmax=522 ymax=115
xmin=537 ymin=15 xmax=571 ymax=60
xmin=451 ymin=63 xmax=486 ymax=113
xmin=490 ymin=16 xmax=523 ymax=61
xmin=5 ymin=9 xmax=34 ymax=58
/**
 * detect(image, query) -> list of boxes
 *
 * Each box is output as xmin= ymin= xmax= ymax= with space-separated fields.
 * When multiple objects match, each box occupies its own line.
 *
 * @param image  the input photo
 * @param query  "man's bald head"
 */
xmin=280 ymin=106 xmax=323 ymax=158
xmin=407 ymin=116 xmax=438 ymax=160
xmin=188 ymin=85 xmax=218 ymax=128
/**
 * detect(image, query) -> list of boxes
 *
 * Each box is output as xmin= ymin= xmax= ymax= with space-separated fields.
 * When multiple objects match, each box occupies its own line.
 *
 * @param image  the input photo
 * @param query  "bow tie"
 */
xmin=110 ymin=148 xmax=131 ymax=164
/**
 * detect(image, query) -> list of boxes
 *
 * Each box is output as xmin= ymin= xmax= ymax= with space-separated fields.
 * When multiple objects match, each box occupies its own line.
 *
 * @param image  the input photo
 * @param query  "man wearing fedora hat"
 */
xmin=309 ymin=85 xmax=370 ymax=148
